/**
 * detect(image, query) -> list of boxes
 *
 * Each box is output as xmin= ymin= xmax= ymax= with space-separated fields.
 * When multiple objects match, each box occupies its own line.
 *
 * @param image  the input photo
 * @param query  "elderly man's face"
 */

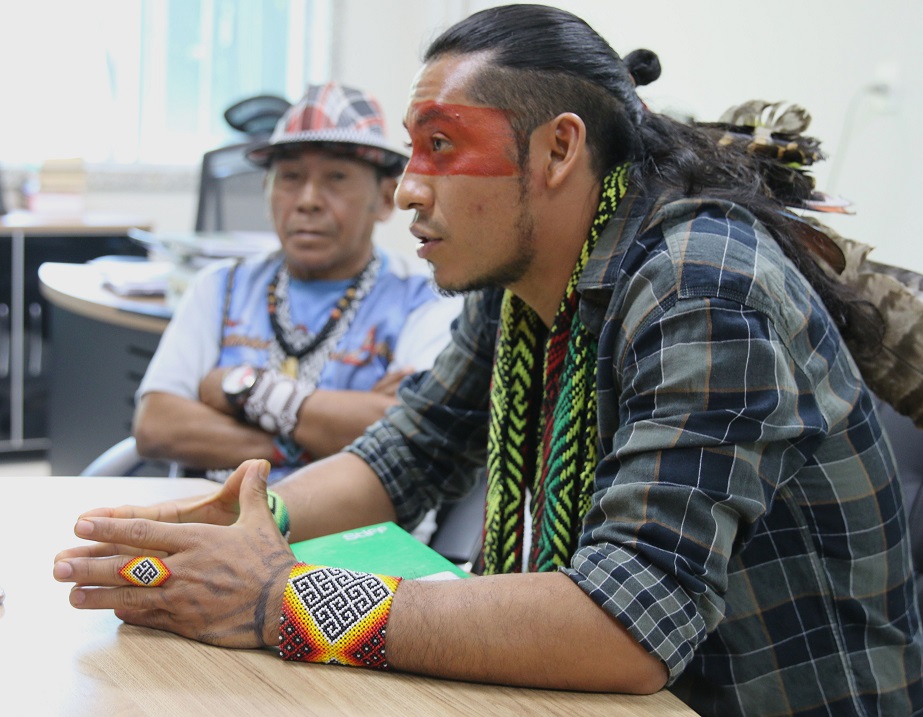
xmin=268 ymin=147 xmax=395 ymax=280
xmin=396 ymin=54 xmax=537 ymax=294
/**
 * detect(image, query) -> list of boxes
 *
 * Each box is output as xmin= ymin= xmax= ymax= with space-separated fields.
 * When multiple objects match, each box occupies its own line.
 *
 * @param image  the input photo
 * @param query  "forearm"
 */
xmin=134 ymin=392 xmax=275 ymax=469
xmin=386 ymin=571 xmax=667 ymax=693
xmin=290 ymin=389 xmax=398 ymax=458
xmin=271 ymin=452 xmax=397 ymax=542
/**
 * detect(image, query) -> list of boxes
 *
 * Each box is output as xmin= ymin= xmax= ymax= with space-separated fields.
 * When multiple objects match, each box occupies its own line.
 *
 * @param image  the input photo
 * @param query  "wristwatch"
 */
xmin=222 ymin=364 xmax=260 ymax=413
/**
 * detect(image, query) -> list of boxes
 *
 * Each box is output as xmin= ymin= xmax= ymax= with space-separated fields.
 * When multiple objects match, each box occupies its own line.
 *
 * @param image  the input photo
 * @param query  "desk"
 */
xmin=38 ymin=263 xmax=169 ymax=475
xmin=0 ymin=210 xmax=150 ymax=236
xmin=0 ymin=212 xmax=150 ymax=457
xmin=0 ymin=476 xmax=696 ymax=716
xmin=38 ymin=261 xmax=171 ymax=334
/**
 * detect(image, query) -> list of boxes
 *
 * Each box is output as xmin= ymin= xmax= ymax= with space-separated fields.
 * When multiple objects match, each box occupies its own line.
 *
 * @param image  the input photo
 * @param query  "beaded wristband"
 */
xmin=243 ymin=370 xmax=314 ymax=438
xmin=266 ymin=489 xmax=290 ymax=539
xmin=279 ymin=563 xmax=402 ymax=670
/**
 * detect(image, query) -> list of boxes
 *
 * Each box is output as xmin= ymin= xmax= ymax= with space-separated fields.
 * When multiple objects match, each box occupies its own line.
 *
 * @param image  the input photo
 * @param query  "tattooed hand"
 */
xmin=52 ymin=459 xmax=296 ymax=649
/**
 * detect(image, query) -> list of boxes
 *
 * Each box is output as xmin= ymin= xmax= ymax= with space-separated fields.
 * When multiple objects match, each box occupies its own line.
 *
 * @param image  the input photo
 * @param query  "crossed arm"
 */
xmin=53 ymin=457 xmax=667 ymax=694
xmin=132 ymin=368 xmax=413 ymax=470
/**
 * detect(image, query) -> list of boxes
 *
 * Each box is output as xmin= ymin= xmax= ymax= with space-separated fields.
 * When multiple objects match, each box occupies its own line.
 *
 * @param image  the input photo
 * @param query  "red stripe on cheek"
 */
xmin=406 ymin=102 xmax=519 ymax=177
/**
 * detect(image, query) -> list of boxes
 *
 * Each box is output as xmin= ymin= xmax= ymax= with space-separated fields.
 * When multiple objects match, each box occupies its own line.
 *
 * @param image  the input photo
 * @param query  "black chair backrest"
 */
xmin=876 ymin=397 xmax=923 ymax=609
xmin=195 ymin=142 xmax=272 ymax=233
xmin=429 ymin=472 xmax=487 ymax=567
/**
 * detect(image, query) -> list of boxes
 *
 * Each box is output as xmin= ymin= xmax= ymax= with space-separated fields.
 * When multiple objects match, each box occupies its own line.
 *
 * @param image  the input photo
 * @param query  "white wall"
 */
xmin=15 ymin=1 xmax=918 ymax=272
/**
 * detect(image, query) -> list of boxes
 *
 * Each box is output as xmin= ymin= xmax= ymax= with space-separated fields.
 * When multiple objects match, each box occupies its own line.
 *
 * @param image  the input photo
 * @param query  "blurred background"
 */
xmin=0 ymin=0 xmax=919 ymax=268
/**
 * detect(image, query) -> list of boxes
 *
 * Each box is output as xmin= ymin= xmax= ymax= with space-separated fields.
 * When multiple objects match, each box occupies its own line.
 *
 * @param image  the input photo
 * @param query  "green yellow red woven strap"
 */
xmin=483 ymin=164 xmax=630 ymax=574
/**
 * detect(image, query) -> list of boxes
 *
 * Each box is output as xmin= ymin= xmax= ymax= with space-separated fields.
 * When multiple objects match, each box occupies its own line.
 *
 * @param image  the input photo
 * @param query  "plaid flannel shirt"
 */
xmin=347 ymin=189 xmax=923 ymax=716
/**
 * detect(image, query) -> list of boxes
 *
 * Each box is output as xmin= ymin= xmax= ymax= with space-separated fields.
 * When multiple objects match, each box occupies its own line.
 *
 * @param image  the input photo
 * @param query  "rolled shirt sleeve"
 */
xmin=564 ymin=292 xmax=827 ymax=681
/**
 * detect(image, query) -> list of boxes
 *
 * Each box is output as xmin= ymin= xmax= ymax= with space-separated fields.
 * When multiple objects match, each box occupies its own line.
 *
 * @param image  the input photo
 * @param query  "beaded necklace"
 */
xmin=267 ymin=253 xmax=381 ymax=378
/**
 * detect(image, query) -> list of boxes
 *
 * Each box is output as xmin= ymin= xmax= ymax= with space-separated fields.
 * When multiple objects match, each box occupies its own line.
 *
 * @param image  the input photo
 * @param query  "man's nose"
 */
xmin=296 ymin=179 xmax=324 ymax=211
xmin=395 ymin=172 xmax=433 ymax=212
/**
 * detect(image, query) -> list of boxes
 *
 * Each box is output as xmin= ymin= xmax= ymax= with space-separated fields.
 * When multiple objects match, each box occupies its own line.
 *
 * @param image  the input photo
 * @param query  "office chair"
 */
xmin=194 ymin=141 xmax=274 ymax=233
xmin=224 ymin=94 xmax=290 ymax=137
xmin=80 ymin=436 xmax=181 ymax=477
xmin=428 ymin=472 xmax=487 ymax=567
xmin=194 ymin=94 xmax=290 ymax=234
xmin=875 ymin=397 xmax=923 ymax=609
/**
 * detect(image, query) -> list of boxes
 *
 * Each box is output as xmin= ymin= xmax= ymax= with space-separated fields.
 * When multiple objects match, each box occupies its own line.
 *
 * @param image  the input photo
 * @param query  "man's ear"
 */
xmin=375 ymin=176 xmax=398 ymax=220
xmin=535 ymin=112 xmax=587 ymax=190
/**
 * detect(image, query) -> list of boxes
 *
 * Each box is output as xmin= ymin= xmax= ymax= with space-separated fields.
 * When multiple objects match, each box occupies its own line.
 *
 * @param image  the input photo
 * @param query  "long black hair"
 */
xmin=425 ymin=3 xmax=881 ymax=357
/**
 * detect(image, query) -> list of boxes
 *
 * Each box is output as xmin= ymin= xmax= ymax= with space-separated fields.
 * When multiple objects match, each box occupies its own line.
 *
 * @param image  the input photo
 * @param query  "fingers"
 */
xmin=79 ymin=505 xmax=149 ymax=520
xmin=54 ymin=554 xmax=157 ymax=587
xmin=236 ymin=459 xmax=273 ymax=528
xmin=56 ymin=554 xmax=172 ymax=615
xmin=71 ymin=516 xmax=181 ymax=556
xmin=215 ymin=459 xmax=263 ymax=506
xmin=79 ymin=501 xmax=184 ymax=524
xmin=68 ymin=584 xmax=168 ymax=613
xmin=54 ymin=542 xmax=163 ymax=562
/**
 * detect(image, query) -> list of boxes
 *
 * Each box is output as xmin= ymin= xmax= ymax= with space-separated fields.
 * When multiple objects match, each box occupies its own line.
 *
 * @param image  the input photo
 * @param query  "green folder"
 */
xmin=290 ymin=521 xmax=471 ymax=580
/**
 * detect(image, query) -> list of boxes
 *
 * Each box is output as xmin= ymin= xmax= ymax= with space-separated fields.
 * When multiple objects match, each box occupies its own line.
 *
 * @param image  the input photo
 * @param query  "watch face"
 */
xmin=222 ymin=365 xmax=258 ymax=401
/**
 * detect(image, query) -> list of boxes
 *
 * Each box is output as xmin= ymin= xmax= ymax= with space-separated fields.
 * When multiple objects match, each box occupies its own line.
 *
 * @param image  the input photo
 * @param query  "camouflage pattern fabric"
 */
xmin=803 ymin=217 xmax=923 ymax=428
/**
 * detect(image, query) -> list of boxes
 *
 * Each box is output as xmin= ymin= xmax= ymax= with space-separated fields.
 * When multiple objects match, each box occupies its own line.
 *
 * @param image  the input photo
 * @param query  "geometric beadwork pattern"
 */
xmin=279 ymin=563 xmax=402 ymax=669
xmin=118 ymin=556 xmax=171 ymax=587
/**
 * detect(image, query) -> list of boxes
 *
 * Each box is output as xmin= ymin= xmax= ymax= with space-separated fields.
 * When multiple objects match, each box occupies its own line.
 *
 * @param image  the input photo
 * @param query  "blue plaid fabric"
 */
xmin=348 ymin=189 xmax=923 ymax=716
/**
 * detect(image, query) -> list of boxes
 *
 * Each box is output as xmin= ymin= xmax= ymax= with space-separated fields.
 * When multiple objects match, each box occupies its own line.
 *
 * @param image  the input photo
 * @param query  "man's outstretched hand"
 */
xmin=53 ymin=459 xmax=296 ymax=649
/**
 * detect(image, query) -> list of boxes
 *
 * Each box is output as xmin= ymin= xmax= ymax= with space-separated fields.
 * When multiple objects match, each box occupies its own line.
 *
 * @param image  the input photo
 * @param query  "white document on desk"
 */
xmin=98 ymin=259 xmax=174 ymax=296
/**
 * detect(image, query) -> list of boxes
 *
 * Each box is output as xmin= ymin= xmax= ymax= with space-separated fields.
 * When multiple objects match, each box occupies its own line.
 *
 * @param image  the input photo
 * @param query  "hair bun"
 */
xmin=624 ymin=49 xmax=661 ymax=87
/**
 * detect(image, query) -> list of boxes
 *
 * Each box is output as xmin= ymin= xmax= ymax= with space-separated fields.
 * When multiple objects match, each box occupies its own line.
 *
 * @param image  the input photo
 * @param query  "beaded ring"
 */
xmin=279 ymin=563 xmax=402 ymax=670
xmin=118 ymin=556 xmax=171 ymax=587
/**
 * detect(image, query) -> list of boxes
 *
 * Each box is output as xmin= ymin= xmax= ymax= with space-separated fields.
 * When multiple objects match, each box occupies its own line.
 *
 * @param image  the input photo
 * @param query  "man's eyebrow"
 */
xmin=405 ymin=102 xmax=459 ymax=129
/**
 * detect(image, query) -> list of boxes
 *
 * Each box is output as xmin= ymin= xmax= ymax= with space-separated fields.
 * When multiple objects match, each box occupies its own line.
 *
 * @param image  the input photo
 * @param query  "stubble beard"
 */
xmin=434 ymin=186 xmax=537 ymax=297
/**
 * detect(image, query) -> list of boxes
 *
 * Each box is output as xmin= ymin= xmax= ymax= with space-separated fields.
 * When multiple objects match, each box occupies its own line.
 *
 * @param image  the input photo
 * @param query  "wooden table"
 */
xmin=0 ymin=476 xmax=697 ymax=716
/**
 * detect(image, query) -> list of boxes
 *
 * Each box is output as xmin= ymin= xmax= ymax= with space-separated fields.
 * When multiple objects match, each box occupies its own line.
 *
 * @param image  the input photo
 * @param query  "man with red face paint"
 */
xmin=54 ymin=6 xmax=922 ymax=716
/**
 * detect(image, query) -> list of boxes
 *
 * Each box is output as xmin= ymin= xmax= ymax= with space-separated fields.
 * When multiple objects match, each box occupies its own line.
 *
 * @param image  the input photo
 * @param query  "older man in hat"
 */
xmin=131 ymin=83 xmax=461 ymax=505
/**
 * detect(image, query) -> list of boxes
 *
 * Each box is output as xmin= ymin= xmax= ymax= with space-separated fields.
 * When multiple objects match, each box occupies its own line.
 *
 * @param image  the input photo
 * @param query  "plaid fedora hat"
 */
xmin=245 ymin=82 xmax=408 ymax=176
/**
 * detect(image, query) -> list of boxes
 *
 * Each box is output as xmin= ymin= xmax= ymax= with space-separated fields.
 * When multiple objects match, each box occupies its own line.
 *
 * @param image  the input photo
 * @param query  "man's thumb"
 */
xmin=238 ymin=459 xmax=272 ymax=523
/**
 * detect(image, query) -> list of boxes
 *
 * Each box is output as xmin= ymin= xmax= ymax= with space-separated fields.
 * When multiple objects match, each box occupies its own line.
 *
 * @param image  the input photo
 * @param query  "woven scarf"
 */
xmin=482 ymin=164 xmax=630 ymax=574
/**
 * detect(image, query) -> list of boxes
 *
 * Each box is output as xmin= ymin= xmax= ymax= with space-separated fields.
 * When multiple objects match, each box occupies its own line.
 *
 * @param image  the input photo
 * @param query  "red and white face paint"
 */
xmin=396 ymin=54 xmax=537 ymax=295
xmin=404 ymin=100 xmax=519 ymax=177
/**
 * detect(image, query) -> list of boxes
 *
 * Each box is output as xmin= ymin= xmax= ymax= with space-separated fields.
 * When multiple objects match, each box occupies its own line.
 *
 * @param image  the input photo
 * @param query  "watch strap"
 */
xmin=243 ymin=369 xmax=314 ymax=438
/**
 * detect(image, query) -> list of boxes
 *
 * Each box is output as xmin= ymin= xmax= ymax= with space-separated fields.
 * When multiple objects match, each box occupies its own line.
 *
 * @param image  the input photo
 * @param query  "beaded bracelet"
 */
xmin=279 ymin=563 xmax=402 ymax=670
xmin=243 ymin=370 xmax=314 ymax=438
xmin=266 ymin=489 xmax=290 ymax=539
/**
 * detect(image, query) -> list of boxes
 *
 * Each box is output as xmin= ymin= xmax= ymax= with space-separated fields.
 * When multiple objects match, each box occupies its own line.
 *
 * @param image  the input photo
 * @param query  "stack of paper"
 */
xmin=98 ymin=259 xmax=174 ymax=297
